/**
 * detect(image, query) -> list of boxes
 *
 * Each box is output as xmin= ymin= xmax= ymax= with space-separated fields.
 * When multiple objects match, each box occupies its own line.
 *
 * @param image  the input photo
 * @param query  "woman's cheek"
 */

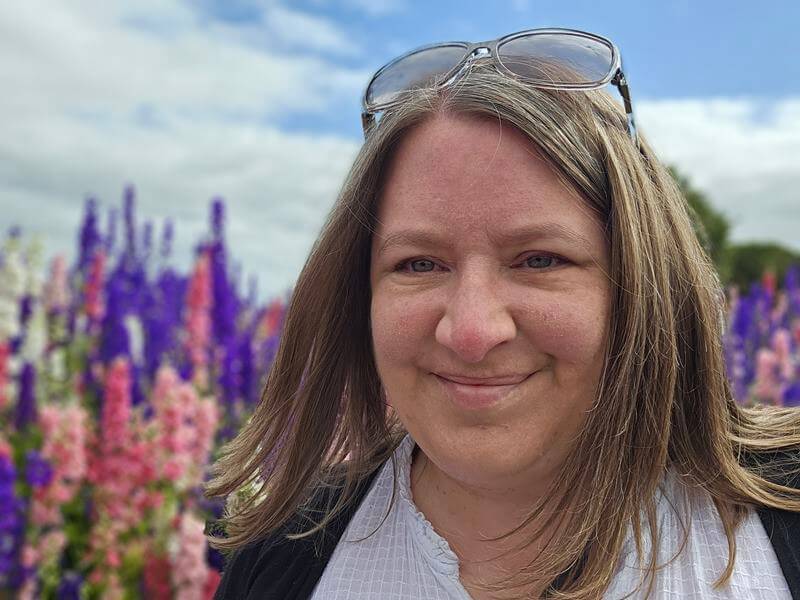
xmin=521 ymin=295 xmax=609 ymax=364
xmin=371 ymin=297 xmax=427 ymax=363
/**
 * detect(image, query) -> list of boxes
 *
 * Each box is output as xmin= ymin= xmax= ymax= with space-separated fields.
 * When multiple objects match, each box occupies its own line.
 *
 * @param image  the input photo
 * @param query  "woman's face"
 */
xmin=369 ymin=113 xmax=612 ymax=492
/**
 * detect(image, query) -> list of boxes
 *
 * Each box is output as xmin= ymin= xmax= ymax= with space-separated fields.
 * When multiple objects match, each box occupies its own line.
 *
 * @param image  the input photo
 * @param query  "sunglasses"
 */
xmin=361 ymin=27 xmax=637 ymax=144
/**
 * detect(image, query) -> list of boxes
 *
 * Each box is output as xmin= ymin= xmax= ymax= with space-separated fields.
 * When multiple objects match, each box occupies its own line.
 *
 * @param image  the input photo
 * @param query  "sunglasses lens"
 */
xmin=498 ymin=33 xmax=614 ymax=85
xmin=366 ymin=44 xmax=467 ymax=108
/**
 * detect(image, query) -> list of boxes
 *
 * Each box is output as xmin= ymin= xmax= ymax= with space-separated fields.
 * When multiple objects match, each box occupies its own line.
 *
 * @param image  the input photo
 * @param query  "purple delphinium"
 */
xmin=142 ymin=268 xmax=187 ymax=380
xmin=19 ymin=295 xmax=33 ymax=329
xmin=730 ymin=292 xmax=759 ymax=390
xmin=142 ymin=220 xmax=153 ymax=263
xmin=104 ymin=206 xmax=118 ymax=256
xmin=24 ymin=450 xmax=53 ymax=488
xmin=160 ymin=220 xmax=174 ymax=260
xmin=123 ymin=185 xmax=137 ymax=259
xmin=209 ymin=201 xmax=237 ymax=349
xmin=131 ymin=365 xmax=145 ymax=407
xmin=784 ymin=381 xmax=800 ymax=407
xmin=785 ymin=266 xmax=800 ymax=324
xmin=77 ymin=198 xmax=102 ymax=274
xmin=0 ymin=454 xmax=26 ymax=590
xmin=211 ymin=197 xmax=224 ymax=241
xmin=218 ymin=337 xmax=239 ymax=405
xmin=15 ymin=362 xmax=37 ymax=430
xmin=208 ymin=200 xmax=241 ymax=409
xmin=56 ymin=571 xmax=83 ymax=599
xmin=238 ymin=329 xmax=255 ymax=405
xmin=98 ymin=267 xmax=130 ymax=364
xmin=141 ymin=285 xmax=167 ymax=380
xmin=246 ymin=275 xmax=258 ymax=312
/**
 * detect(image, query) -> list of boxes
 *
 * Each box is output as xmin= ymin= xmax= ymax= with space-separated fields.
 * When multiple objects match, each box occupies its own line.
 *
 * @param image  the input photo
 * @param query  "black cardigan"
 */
xmin=213 ymin=467 xmax=800 ymax=600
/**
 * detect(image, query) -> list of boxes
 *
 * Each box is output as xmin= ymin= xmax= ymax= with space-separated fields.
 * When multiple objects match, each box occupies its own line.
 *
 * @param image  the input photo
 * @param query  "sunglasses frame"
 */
xmin=361 ymin=27 xmax=637 ymax=144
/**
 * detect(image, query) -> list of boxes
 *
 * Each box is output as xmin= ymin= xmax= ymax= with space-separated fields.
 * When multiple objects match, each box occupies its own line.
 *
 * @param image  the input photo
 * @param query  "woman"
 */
xmin=206 ymin=28 xmax=800 ymax=599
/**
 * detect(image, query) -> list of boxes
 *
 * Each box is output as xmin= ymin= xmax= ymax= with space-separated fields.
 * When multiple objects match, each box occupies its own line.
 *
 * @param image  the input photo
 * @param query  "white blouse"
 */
xmin=311 ymin=435 xmax=791 ymax=599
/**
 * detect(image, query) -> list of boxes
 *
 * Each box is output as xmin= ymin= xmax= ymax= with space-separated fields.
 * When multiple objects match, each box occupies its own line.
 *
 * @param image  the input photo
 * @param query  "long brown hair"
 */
xmin=204 ymin=64 xmax=800 ymax=598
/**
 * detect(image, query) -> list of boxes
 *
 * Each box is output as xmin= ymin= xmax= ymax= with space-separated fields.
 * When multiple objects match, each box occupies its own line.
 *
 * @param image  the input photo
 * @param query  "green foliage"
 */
xmin=669 ymin=166 xmax=732 ymax=280
xmin=726 ymin=242 xmax=800 ymax=288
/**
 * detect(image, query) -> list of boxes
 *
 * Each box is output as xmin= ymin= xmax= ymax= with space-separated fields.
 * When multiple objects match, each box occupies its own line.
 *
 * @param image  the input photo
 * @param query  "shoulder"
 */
xmin=213 ymin=530 xmax=321 ymax=600
xmin=742 ymin=447 xmax=800 ymax=490
xmin=213 ymin=464 xmax=384 ymax=600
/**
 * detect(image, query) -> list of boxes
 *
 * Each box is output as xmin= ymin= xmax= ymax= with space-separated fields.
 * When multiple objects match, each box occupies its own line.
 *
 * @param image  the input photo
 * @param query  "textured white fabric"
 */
xmin=311 ymin=435 xmax=792 ymax=599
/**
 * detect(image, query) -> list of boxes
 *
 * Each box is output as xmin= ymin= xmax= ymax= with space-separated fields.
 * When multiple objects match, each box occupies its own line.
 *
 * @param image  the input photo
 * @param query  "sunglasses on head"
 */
xmin=361 ymin=27 xmax=637 ymax=145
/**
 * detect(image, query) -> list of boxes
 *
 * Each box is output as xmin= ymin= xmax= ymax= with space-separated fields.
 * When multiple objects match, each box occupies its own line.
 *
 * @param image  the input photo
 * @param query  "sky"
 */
xmin=2 ymin=0 xmax=799 ymax=299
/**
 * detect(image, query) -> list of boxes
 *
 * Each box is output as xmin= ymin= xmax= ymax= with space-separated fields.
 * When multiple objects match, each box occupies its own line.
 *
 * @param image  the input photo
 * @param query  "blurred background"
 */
xmin=1 ymin=1 xmax=799 ymax=598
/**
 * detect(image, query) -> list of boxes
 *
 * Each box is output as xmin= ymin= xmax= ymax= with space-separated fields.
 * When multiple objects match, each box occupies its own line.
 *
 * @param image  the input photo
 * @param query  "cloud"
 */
xmin=260 ymin=4 xmax=362 ymax=56
xmin=2 ymin=0 xmax=799 ymax=303
xmin=637 ymin=98 xmax=800 ymax=250
xmin=0 ymin=0 xmax=365 ymax=298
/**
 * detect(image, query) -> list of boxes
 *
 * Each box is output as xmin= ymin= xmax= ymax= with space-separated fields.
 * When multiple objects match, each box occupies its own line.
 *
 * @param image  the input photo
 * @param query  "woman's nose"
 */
xmin=434 ymin=272 xmax=517 ymax=363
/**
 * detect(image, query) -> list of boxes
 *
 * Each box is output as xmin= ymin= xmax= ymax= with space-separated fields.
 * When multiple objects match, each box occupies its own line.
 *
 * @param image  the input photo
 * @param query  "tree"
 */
xmin=726 ymin=242 xmax=800 ymax=289
xmin=668 ymin=166 xmax=731 ymax=280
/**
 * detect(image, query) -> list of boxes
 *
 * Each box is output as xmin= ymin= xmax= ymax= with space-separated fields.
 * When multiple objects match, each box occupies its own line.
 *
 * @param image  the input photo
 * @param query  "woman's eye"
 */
xmin=395 ymin=258 xmax=437 ymax=273
xmin=408 ymin=258 xmax=436 ymax=273
xmin=523 ymin=254 xmax=561 ymax=269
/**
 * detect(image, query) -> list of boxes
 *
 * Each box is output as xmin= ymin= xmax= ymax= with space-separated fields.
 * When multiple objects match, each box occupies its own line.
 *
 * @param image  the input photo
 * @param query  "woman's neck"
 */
xmin=409 ymin=445 xmax=561 ymax=598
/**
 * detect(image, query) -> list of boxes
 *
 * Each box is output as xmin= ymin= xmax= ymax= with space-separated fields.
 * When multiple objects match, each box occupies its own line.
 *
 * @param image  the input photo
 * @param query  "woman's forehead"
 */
xmin=374 ymin=113 xmax=604 ymax=247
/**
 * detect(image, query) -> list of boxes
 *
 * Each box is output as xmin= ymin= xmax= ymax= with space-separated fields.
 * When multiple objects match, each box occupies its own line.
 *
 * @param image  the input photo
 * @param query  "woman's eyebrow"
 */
xmin=377 ymin=230 xmax=454 ymax=256
xmin=488 ymin=223 xmax=592 ymax=248
xmin=377 ymin=223 xmax=592 ymax=256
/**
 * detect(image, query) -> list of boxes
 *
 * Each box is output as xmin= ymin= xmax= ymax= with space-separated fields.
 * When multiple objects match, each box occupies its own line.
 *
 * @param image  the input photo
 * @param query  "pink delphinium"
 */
xmin=259 ymin=298 xmax=284 ymax=339
xmin=18 ymin=531 xmax=67 ymax=600
xmin=30 ymin=403 xmax=89 ymax=527
xmin=753 ymin=348 xmax=781 ymax=405
xmin=87 ymin=357 xmax=161 ymax=595
xmin=44 ymin=255 xmax=70 ymax=313
xmin=151 ymin=366 xmax=193 ymax=486
xmin=189 ymin=395 xmax=220 ymax=473
xmin=171 ymin=512 xmax=211 ymax=600
xmin=772 ymin=328 xmax=795 ymax=382
xmin=762 ymin=270 xmax=777 ymax=296
xmin=17 ymin=544 xmax=39 ymax=600
xmin=204 ymin=569 xmax=222 ymax=600
xmin=0 ymin=434 xmax=11 ymax=459
xmin=151 ymin=366 xmax=219 ymax=490
xmin=144 ymin=552 xmax=173 ymax=600
xmin=185 ymin=250 xmax=213 ymax=386
xmin=86 ymin=518 xmax=126 ymax=599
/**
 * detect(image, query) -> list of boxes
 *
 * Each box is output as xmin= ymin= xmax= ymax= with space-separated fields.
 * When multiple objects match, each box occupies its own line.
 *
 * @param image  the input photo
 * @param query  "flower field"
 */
xmin=1 ymin=189 xmax=798 ymax=598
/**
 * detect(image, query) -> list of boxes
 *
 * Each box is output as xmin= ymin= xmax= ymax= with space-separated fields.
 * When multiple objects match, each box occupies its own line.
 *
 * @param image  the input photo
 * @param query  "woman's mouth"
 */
xmin=433 ymin=372 xmax=533 ymax=410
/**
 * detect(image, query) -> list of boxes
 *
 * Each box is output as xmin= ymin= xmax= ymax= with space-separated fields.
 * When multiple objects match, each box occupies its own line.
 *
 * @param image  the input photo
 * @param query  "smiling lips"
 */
xmin=433 ymin=372 xmax=532 ymax=410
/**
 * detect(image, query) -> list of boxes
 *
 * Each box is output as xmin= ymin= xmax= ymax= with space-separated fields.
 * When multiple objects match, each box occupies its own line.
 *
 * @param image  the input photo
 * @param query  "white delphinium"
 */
xmin=0 ymin=239 xmax=25 ymax=342
xmin=123 ymin=314 xmax=144 ymax=367
xmin=20 ymin=300 xmax=46 ymax=363
xmin=18 ymin=239 xmax=47 ymax=364
xmin=23 ymin=238 xmax=45 ymax=299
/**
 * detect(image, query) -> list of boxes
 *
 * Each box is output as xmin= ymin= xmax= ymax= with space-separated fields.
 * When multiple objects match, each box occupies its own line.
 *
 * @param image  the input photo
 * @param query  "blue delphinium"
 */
xmin=0 ymin=453 xmax=25 ymax=590
xmin=77 ymin=198 xmax=102 ymax=275
xmin=24 ymin=450 xmax=53 ymax=489
xmin=15 ymin=363 xmax=37 ymax=430
xmin=56 ymin=571 xmax=83 ymax=600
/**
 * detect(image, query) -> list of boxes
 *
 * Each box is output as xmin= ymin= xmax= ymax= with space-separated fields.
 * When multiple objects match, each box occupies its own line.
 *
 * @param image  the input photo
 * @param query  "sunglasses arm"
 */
xmin=612 ymin=69 xmax=639 ymax=145
xmin=362 ymin=112 xmax=377 ymax=139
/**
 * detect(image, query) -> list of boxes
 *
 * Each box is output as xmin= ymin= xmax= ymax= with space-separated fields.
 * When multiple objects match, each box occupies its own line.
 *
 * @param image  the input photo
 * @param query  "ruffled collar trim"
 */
xmin=394 ymin=434 xmax=463 ymax=579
